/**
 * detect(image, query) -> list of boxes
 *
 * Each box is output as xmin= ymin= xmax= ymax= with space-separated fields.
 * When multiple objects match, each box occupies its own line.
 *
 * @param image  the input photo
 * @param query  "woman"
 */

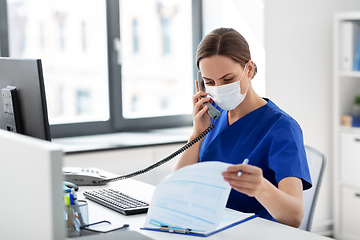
xmin=175 ymin=28 xmax=311 ymax=228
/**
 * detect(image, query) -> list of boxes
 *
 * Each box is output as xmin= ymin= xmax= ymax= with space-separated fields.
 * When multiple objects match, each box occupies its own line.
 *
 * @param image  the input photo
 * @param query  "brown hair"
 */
xmin=196 ymin=28 xmax=257 ymax=79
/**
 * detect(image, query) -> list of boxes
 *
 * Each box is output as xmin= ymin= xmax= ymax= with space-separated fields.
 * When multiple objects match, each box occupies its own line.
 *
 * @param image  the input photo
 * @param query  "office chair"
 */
xmin=299 ymin=145 xmax=327 ymax=231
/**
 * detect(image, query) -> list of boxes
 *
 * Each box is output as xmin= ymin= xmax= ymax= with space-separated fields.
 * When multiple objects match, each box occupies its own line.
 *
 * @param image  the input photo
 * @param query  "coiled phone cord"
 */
xmin=96 ymin=122 xmax=215 ymax=185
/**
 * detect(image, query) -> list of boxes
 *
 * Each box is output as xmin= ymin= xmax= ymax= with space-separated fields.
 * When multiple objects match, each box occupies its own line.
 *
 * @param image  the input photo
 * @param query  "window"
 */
xmin=39 ymin=23 xmax=45 ymax=50
xmin=132 ymin=19 xmax=139 ymax=54
xmin=76 ymin=89 xmax=92 ymax=115
xmin=161 ymin=18 xmax=171 ymax=55
xmin=81 ymin=21 xmax=87 ymax=52
xmin=1 ymin=0 xmax=202 ymax=138
xmin=6 ymin=0 xmax=109 ymax=126
xmin=119 ymin=0 xmax=194 ymax=120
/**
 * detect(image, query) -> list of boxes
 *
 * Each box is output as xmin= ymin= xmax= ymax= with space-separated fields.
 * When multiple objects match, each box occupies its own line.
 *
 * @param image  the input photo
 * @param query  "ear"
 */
xmin=247 ymin=60 xmax=255 ymax=78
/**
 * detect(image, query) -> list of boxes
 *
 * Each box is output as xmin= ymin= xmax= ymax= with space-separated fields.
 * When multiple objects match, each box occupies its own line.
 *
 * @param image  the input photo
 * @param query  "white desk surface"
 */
xmin=75 ymin=178 xmax=332 ymax=240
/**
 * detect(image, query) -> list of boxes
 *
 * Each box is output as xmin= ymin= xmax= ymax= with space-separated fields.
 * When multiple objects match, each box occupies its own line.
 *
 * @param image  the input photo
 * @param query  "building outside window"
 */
xmin=76 ymin=89 xmax=92 ymax=115
xmin=161 ymin=18 xmax=170 ymax=55
xmin=132 ymin=19 xmax=139 ymax=54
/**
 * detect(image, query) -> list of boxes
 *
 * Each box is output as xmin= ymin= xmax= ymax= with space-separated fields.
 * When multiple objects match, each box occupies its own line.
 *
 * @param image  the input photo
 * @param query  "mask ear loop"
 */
xmin=240 ymin=62 xmax=250 ymax=95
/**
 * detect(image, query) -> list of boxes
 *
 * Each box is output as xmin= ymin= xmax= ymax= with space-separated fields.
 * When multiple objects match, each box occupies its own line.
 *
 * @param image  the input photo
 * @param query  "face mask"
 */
xmin=205 ymin=62 xmax=249 ymax=111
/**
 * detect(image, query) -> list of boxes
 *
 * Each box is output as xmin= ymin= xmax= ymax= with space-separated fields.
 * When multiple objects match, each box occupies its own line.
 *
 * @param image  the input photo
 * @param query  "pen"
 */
xmin=71 ymin=189 xmax=85 ymax=226
xmin=64 ymin=195 xmax=75 ymax=230
xmin=64 ymin=195 xmax=71 ymax=205
xmin=159 ymin=226 xmax=192 ymax=233
xmin=69 ymin=193 xmax=75 ymax=205
xmin=237 ymin=158 xmax=249 ymax=177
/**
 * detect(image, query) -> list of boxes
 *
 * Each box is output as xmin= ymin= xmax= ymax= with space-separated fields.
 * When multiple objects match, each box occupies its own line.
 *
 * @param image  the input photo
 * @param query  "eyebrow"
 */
xmin=203 ymin=73 xmax=232 ymax=81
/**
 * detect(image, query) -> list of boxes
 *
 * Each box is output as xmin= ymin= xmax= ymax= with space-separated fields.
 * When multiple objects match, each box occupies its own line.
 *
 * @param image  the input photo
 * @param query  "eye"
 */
xmin=205 ymin=81 xmax=215 ymax=86
xmin=224 ymin=78 xmax=234 ymax=82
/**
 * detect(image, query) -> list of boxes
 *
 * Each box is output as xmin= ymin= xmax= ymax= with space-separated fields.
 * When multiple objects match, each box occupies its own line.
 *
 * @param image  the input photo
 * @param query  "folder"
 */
xmin=354 ymin=33 xmax=360 ymax=71
xmin=141 ymin=208 xmax=257 ymax=237
xmin=340 ymin=21 xmax=360 ymax=71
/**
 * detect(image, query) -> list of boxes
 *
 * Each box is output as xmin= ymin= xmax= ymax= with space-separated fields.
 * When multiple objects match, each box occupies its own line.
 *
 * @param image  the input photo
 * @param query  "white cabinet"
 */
xmin=340 ymin=132 xmax=360 ymax=185
xmin=340 ymin=187 xmax=360 ymax=239
xmin=333 ymin=12 xmax=360 ymax=240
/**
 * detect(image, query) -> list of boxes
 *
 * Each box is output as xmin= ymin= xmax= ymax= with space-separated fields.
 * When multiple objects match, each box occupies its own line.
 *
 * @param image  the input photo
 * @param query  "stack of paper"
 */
xmin=142 ymin=161 xmax=256 ymax=237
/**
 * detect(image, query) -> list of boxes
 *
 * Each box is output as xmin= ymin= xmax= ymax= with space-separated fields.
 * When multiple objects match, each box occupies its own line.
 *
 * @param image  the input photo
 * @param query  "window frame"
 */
xmin=0 ymin=0 xmax=202 ymax=138
xmin=0 ymin=0 xmax=9 ymax=57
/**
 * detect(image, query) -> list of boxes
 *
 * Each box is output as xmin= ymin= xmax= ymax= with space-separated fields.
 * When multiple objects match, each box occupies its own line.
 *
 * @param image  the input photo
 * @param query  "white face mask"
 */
xmin=205 ymin=62 xmax=249 ymax=111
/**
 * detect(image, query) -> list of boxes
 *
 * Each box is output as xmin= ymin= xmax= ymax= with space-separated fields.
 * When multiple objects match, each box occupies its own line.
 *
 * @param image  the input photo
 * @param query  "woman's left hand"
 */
xmin=222 ymin=164 xmax=265 ymax=197
xmin=223 ymin=163 xmax=305 ymax=228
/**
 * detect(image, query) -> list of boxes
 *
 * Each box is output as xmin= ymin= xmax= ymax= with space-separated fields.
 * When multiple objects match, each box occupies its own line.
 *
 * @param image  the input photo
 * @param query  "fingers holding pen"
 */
xmin=222 ymin=164 xmax=264 ymax=197
xmin=223 ymin=164 xmax=255 ymax=181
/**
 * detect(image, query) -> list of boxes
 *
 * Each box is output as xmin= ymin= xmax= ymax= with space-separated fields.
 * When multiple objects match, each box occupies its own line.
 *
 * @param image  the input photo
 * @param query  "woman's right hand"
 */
xmin=192 ymin=80 xmax=212 ymax=136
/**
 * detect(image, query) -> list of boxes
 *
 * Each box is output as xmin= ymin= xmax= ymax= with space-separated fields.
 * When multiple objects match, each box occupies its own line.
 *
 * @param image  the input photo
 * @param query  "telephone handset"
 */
xmin=197 ymin=71 xmax=221 ymax=120
xmin=66 ymin=73 xmax=220 ymax=186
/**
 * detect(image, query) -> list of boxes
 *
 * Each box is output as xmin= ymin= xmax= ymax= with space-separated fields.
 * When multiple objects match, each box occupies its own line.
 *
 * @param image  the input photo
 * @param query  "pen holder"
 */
xmin=64 ymin=200 xmax=89 ymax=237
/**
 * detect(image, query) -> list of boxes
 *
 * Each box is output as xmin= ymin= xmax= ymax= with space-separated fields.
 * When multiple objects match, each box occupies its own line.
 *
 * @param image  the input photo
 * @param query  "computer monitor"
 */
xmin=0 ymin=57 xmax=51 ymax=140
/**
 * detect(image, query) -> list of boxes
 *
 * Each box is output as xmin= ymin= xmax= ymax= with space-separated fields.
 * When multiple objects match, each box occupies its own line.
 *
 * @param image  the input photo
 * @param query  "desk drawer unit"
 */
xmin=340 ymin=132 xmax=360 ymax=185
xmin=340 ymin=187 xmax=360 ymax=239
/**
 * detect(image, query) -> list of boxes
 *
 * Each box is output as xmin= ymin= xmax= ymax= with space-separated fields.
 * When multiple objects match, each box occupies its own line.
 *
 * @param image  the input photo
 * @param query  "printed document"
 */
xmin=143 ymin=161 xmax=234 ymax=233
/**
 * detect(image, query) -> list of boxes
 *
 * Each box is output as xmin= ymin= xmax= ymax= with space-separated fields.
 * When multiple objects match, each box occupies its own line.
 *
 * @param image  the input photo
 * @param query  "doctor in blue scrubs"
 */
xmin=175 ymin=28 xmax=311 ymax=228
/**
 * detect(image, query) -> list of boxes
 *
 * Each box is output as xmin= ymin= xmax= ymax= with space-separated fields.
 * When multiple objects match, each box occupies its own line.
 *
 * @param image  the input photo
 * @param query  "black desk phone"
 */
xmin=63 ymin=72 xmax=221 ymax=186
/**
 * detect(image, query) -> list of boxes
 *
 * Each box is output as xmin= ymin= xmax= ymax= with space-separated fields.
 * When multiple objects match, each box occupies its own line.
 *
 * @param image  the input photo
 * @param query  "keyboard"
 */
xmin=83 ymin=189 xmax=149 ymax=215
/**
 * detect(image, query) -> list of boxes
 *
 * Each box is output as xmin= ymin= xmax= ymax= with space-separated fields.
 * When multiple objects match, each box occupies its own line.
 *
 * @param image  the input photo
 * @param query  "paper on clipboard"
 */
xmin=143 ymin=161 xmax=233 ymax=234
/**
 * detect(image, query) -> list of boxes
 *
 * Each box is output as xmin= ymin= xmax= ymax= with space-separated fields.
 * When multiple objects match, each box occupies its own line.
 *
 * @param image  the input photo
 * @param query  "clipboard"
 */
xmin=141 ymin=210 xmax=257 ymax=237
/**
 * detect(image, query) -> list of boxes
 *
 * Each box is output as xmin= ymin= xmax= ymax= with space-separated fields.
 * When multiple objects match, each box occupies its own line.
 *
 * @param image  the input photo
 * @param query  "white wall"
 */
xmin=202 ymin=0 xmax=266 ymax=97
xmin=265 ymin=0 xmax=360 ymax=235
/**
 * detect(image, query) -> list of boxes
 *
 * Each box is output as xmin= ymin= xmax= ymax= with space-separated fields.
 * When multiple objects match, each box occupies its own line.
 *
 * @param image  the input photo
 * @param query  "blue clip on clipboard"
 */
xmin=141 ymin=212 xmax=257 ymax=237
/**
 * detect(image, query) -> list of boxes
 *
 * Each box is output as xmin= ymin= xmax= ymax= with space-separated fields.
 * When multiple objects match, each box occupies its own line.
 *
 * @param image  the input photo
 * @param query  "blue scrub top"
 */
xmin=199 ymin=99 xmax=312 ymax=221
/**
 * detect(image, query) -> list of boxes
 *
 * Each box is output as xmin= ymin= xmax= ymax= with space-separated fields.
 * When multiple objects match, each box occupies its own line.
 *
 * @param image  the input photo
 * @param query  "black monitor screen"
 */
xmin=0 ymin=58 xmax=51 ymax=141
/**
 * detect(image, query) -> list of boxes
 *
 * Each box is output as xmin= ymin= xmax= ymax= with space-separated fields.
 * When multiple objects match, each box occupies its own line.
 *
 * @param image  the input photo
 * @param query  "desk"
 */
xmin=74 ymin=178 xmax=332 ymax=240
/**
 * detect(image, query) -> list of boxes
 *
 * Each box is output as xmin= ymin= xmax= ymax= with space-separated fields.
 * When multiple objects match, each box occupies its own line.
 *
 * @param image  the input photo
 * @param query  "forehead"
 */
xmin=199 ymin=55 xmax=240 ymax=78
